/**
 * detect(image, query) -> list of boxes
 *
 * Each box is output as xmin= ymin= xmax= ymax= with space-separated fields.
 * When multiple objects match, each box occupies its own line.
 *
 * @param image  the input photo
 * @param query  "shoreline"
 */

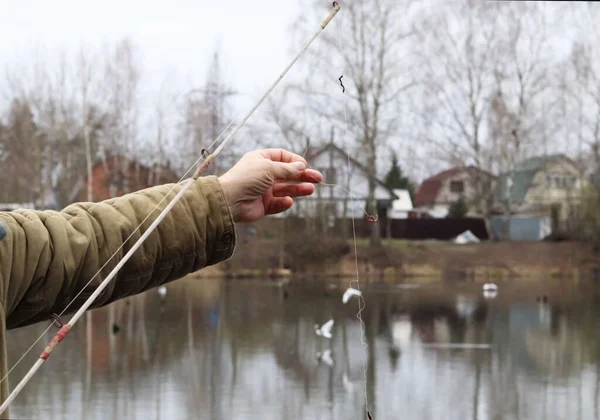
xmin=194 ymin=240 xmax=600 ymax=282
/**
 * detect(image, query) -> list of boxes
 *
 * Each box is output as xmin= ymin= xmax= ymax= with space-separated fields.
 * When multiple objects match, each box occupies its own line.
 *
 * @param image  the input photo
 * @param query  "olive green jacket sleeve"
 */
xmin=0 ymin=176 xmax=236 ymax=330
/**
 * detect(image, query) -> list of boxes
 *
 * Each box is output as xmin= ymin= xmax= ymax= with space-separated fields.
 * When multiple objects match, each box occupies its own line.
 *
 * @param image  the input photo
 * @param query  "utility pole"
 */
xmin=204 ymin=51 xmax=237 ymax=175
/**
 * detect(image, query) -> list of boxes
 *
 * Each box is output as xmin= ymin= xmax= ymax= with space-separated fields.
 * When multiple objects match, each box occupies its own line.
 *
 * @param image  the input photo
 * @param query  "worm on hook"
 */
xmin=339 ymin=75 xmax=345 ymax=93
xmin=367 ymin=412 xmax=373 ymax=420
xmin=367 ymin=215 xmax=378 ymax=223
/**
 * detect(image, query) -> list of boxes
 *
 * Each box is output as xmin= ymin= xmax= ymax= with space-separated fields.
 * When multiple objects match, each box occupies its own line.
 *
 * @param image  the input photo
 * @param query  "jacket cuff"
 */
xmin=191 ymin=176 xmax=236 ymax=266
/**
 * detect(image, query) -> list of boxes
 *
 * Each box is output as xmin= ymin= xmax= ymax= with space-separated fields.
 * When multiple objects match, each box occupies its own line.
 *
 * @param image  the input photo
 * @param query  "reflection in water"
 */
xmin=6 ymin=277 xmax=600 ymax=419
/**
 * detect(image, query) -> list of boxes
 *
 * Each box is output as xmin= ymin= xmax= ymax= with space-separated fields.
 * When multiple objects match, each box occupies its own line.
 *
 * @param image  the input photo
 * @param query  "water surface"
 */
xmin=7 ymin=277 xmax=600 ymax=419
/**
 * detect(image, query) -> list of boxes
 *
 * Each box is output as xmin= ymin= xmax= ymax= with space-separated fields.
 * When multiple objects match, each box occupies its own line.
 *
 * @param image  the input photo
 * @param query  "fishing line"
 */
xmin=318 ymin=182 xmax=377 ymax=221
xmin=336 ymin=11 xmax=372 ymax=419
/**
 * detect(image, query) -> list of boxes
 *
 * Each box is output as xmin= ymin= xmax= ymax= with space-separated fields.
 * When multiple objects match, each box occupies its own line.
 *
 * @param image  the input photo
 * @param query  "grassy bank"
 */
xmin=196 ymin=234 xmax=600 ymax=281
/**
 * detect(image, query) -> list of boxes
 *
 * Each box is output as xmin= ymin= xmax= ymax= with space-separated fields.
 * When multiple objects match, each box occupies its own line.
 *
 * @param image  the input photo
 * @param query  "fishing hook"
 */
xmin=339 ymin=75 xmax=345 ymax=93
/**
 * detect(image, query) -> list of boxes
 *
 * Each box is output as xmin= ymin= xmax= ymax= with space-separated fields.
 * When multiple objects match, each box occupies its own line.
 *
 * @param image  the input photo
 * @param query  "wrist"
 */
xmin=218 ymin=176 xmax=241 ymax=223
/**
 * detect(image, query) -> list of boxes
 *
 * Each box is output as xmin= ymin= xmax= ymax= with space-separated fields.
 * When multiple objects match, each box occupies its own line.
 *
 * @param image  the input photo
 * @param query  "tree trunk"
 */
xmin=368 ymin=178 xmax=381 ymax=246
xmin=279 ymin=218 xmax=285 ymax=270
xmin=84 ymin=125 xmax=93 ymax=202
xmin=502 ymin=202 xmax=511 ymax=241
xmin=369 ymin=195 xmax=380 ymax=245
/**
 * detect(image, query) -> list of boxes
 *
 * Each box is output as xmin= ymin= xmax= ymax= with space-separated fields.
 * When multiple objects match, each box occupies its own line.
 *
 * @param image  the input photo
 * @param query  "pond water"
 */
xmin=7 ymin=276 xmax=600 ymax=420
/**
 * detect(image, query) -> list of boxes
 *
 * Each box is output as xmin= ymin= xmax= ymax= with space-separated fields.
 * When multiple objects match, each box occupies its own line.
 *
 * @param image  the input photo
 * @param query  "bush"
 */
xmin=568 ymin=185 xmax=600 ymax=244
xmin=447 ymin=197 xmax=469 ymax=219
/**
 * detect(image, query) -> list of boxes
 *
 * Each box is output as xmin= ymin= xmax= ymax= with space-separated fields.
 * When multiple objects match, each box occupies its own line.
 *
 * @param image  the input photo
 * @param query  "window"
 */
xmin=546 ymin=172 xmax=578 ymax=189
xmin=450 ymin=180 xmax=464 ymax=194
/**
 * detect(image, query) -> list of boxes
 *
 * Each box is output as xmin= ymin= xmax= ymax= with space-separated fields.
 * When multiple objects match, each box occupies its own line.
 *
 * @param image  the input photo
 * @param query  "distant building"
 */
xmin=414 ymin=166 xmax=496 ymax=218
xmin=75 ymin=155 xmax=180 ymax=202
xmin=492 ymin=154 xmax=587 ymax=240
xmin=287 ymin=142 xmax=397 ymax=220
xmin=388 ymin=189 xmax=413 ymax=219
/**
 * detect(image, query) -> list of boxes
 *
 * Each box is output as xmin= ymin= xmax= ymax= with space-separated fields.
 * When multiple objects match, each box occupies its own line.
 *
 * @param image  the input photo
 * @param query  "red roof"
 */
xmin=414 ymin=167 xmax=472 ymax=207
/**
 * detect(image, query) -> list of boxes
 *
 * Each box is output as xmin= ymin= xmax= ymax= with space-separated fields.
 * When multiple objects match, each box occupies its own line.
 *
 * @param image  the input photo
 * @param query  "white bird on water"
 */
xmin=483 ymin=283 xmax=498 ymax=299
xmin=483 ymin=283 xmax=498 ymax=292
xmin=158 ymin=286 xmax=167 ymax=300
xmin=342 ymin=287 xmax=362 ymax=304
xmin=317 ymin=349 xmax=334 ymax=367
xmin=315 ymin=319 xmax=334 ymax=339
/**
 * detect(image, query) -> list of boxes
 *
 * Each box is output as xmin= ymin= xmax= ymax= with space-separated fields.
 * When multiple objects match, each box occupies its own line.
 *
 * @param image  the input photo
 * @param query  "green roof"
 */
xmin=494 ymin=154 xmax=571 ymax=205
xmin=514 ymin=155 xmax=565 ymax=172
xmin=494 ymin=171 xmax=537 ymax=204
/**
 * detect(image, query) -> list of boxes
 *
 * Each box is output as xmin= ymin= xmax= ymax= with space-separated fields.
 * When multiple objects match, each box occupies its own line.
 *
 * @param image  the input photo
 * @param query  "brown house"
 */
xmin=76 ymin=155 xmax=179 ymax=202
xmin=414 ymin=166 xmax=496 ymax=218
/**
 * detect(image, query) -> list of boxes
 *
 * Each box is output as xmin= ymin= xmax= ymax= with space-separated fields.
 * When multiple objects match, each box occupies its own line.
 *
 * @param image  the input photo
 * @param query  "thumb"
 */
xmin=270 ymin=161 xmax=306 ymax=181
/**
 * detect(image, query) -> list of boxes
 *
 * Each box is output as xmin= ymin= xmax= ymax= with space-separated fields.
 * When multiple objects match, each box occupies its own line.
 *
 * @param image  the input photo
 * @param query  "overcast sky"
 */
xmin=0 ymin=1 xmax=592 ymax=182
xmin=0 ymin=0 xmax=305 ymax=112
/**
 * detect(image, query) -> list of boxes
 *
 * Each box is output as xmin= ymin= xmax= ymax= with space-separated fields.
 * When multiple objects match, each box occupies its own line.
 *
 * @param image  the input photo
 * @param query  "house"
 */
xmin=75 ymin=155 xmax=180 ymax=202
xmin=388 ymin=189 xmax=413 ymax=219
xmin=414 ymin=166 xmax=496 ymax=218
xmin=288 ymin=142 xmax=398 ymax=220
xmin=492 ymin=154 xmax=587 ymax=240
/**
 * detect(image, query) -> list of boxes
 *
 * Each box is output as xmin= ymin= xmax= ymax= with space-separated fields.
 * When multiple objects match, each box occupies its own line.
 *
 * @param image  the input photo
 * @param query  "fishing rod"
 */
xmin=0 ymin=2 xmax=341 ymax=415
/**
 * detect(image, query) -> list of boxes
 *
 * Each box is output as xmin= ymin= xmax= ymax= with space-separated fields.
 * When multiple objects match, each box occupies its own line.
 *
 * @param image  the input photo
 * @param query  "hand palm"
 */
xmin=218 ymin=149 xmax=323 ymax=223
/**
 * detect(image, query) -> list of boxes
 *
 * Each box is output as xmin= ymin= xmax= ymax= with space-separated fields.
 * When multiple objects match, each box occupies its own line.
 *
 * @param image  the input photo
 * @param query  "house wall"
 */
xmin=425 ymin=170 xmax=494 ymax=217
xmin=435 ymin=171 xmax=478 ymax=206
xmin=310 ymin=150 xmax=393 ymax=200
xmin=523 ymin=160 xmax=587 ymax=221
xmin=77 ymin=157 xmax=179 ymax=202
xmin=295 ymin=147 xmax=394 ymax=218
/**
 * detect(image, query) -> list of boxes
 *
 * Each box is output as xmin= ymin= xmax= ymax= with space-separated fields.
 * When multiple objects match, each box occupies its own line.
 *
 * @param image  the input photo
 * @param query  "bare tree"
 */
xmin=72 ymin=46 xmax=110 ymax=203
xmin=263 ymin=88 xmax=314 ymax=155
xmin=417 ymin=0 xmax=502 ymax=238
xmin=0 ymin=99 xmax=43 ymax=205
xmin=174 ymin=48 xmax=238 ymax=177
xmin=102 ymin=38 xmax=142 ymax=195
xmin=488 ymin=2 xmax=558 ymax=239
xmin=0 ymin=53 xmax=60 ymax=208
xmin=282 ymin=0 xmax=422 ymax=245
xmin=559 ymin=5 xmax=600 ymax=171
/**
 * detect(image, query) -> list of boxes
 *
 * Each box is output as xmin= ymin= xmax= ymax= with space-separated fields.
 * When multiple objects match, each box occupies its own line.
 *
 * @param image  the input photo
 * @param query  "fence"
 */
xmin=352 ymin=217 xmax=489 ymax=240
xmin=252 ymin=217 xmax=489 ymax=241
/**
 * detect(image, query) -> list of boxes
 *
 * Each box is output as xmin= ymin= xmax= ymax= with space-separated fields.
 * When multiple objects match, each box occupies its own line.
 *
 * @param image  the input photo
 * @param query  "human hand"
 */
xmin=218 ymin=148 xmax=323 ymax=223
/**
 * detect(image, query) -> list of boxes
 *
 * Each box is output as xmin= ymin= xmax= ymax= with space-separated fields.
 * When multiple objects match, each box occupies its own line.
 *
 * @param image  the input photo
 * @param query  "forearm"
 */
xmin=0 ymin=176 xmax=236 ymax=329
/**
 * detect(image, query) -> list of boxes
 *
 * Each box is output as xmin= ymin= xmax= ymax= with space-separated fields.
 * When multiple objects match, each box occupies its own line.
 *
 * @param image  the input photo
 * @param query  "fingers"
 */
xmin=260 ymin=148 xmax=308 ymax=165
xmin=270 ymin=161 xmax=307 ymax=181
xmin=300 ymin=169 xmax=323 ymax=183
xmin=265 ymin=196 xmax=294 ymax=215
xmin=272 ymin=183 xmax=316 ymax=198
xmin=269 ymin=161 xmax=324 ymax=182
